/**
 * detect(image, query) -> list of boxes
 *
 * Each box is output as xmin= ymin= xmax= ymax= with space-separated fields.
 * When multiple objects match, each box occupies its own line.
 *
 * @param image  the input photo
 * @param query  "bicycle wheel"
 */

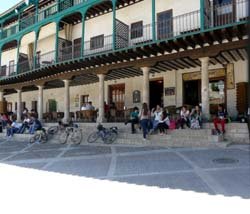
xmin=104 ymin=131 xmax=117 ymax=144
xmin=59 ymin=131 xmax=68 ymax=144
xmin=40 ymin=133 xmax=48 ymax=144
xmin=87 ymin=132 xmax=99 ymax=143
xmin=29 ymin=134 xmax=40 ymax=144
xmin=69 ymin=129 xmax=82 ymax=145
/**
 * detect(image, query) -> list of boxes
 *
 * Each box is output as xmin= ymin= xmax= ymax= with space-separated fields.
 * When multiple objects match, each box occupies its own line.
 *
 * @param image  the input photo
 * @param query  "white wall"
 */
xmin=1 ymin=48 xmax=17 ymax=67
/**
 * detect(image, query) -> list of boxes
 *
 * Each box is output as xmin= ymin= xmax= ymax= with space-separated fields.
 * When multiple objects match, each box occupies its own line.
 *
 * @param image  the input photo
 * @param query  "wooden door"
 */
xmin=109 ymin=84 xmax=125 ymax=110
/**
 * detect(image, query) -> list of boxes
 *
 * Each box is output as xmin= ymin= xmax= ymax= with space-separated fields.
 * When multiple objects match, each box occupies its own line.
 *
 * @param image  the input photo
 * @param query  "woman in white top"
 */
xmin=151 ymin=105 xmax=162 ymax=132
xmin=157 ymin=110 xmax=170 ymax=135
xmin=177 ymin=106 xmax=190 ymax=129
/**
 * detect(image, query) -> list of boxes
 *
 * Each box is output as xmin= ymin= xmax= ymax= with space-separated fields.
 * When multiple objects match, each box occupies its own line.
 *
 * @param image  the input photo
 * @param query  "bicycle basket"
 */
xmin=97 ymin=124 xmax=104 ymax=131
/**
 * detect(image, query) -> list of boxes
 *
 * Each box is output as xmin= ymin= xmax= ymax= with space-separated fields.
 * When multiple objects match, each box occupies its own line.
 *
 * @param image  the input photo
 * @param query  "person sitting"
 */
xmin=157 ymin=110 xmax=170 ymax=135
xmin=81 ymin=103 xmax=87 ymax=111
xmin=213 ymin=104 xmax=227 ymax=135
xmin=29 ymin=117 xmax=42 ymax=134
xmin=6 ymin=119 xmax=21 ymax=137
xmin=0 ymin=113 xmax=9 ymax=128
xmin=151 ymin=105 xmax=162 ymax=133
xmin=190 ymin=105 xmax=202 ymax=129
xmin=125 ymin=107 xmax=139 ymax=134
xmin=177 ymin=106 xmax=190 ymax=129
xmin=19 ymin=115 xmax=31 ymax=134
xmin=86 ymin=101 xmax=95 ymax=110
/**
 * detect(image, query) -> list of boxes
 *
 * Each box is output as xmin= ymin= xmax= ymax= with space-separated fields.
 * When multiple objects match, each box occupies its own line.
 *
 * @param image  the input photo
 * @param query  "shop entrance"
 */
xmin=183 ymin=80 xmax=201 ymax=106
xmin=150 ymin=79 xmax=164 ymax=109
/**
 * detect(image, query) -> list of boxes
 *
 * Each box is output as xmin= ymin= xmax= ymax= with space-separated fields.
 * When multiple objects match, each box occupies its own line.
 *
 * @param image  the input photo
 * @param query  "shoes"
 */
xmin=124 ymin=122 xmax=127 ymax=125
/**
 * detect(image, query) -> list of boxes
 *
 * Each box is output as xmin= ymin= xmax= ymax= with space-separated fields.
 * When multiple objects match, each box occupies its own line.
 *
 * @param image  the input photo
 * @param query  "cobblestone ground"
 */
xmin=0 ymin=138 xmax=249 ymax=213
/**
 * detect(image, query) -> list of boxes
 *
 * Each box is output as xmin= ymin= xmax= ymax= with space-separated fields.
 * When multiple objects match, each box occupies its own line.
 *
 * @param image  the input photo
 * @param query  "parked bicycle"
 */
xmin=59 ymin=123 xmax=82 ymax=145
xmin=87 ymin=124 xmax=118 ymax=144
xmin=29 ymin=128 xmax=48 ymax=144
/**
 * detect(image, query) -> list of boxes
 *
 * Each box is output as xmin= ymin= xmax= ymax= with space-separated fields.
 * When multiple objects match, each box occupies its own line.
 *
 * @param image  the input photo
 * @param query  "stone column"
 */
xmin=199 ymin=57 xmax=210 ymax=119
xmin=37 ymin=85 xmax=44 ymax=121
xmin=0 ymin=89 xmax=4 ymax=102
xmin=97 ymin=74 xmax=105 ymax=123
xmin=63 ymin=79 xmax=70 ymax=123
xmin=16 ymin=89 xmax=22 ymax=122
xmin=141 ymin=67 xmax=150 ymax=106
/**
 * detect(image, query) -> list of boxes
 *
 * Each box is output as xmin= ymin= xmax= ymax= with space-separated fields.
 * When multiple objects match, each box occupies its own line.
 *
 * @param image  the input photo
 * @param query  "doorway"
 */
xmin=109 ymin=84 xmax=125 ymax=110
xmin=150 ymin=79 xmax=164 ymax=109
xmin=183 ymin=80 xmax=201 ymax=106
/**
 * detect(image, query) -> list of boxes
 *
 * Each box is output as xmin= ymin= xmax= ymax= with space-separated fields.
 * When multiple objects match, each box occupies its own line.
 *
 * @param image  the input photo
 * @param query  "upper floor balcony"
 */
xmin=0 ymin=0 xmax=249 ymax=80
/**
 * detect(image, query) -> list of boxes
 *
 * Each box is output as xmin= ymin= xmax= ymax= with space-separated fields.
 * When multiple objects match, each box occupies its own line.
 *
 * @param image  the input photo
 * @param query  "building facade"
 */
xmin=0 ymin=0 xmax=249 ymax=122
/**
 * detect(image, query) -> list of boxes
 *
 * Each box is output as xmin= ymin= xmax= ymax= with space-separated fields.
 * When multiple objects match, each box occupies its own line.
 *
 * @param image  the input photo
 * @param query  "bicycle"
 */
xmin=59 ymin=123 xmax=82 ymax=145
xmin=87 ymin=124 xmax=118 ymax=144
xmin=29 ymin=128 xmax=48 ymax=144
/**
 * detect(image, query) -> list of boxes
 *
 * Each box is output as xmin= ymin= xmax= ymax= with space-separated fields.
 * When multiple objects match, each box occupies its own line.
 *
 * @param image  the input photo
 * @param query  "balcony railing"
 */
xmin=205 ymin=0 xmax=249 ymax=28
xmin=0 ymin=0 xmax=249 ymax=79
xmin=1 ymin=24 xmax=19 ymax=39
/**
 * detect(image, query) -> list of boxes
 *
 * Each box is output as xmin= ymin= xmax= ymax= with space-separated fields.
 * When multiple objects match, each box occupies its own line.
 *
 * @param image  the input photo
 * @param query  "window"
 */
xmin=0 ymin=66 xmax=6 ymax=76
xmin=157 ymin=10 xmax=173 ymax=40
xmin=9 ymin=60 xmax=15 ymax=74
xmin=81 ymin=95 xmax=89 ymax=105
xmin=90 ymin=35 xmax=104 ymax=50
xmin=73 ymin=38 xmax=81 ymax=58
xmin=131 ymin=21 xmax=143 ymax=39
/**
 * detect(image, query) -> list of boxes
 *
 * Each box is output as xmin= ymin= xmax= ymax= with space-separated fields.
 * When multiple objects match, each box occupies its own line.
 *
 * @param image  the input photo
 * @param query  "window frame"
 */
xmin=90 ymin=34 xmax=104 ymax=50
xmin=130 ymin=21 xmax=143 ymax=39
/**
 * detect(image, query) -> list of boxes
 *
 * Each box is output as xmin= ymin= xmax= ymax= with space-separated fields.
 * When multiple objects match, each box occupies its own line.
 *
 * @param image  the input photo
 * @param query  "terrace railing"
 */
xmin=0 ymin=0 xmax=249 ymax=78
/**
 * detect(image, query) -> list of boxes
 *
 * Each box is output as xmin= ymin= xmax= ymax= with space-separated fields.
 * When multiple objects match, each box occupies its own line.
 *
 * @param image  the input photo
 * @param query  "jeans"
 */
xmin=19 ymin=123 xmax=29 ymax=134
xmin=29 ymin=124 xmax=41 ymax=134
xmin=140 ymin=119 xmax=149 ymax=139
xmin=127 ymin=118 xmax=139 ymax=133
xmin=7 ymin=127 xmax=19 ymax=137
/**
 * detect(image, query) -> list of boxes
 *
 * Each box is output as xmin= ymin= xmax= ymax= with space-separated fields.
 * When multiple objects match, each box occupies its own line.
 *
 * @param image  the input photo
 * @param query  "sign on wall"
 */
xmin=165 ymin=87 xmax=175 ymax=96
xmin=133 ymin=90 xmax=141 ymax=103
xmin=182 ymin=69 xmax=225 ymax=81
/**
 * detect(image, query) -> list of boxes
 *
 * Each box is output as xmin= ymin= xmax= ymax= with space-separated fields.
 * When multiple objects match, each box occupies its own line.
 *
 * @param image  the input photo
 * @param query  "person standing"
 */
xmin=139 ymin=103 xmax=150 ymax=140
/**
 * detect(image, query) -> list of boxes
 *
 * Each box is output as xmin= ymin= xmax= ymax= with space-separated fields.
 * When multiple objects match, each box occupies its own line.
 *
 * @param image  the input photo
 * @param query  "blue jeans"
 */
xmin=7 ymin=127 xmax=19 ymax=137
xmin=140 ymin=119 xmax=149 ymax=139
xmin=29 ymin=124 xmax=41 ymax=134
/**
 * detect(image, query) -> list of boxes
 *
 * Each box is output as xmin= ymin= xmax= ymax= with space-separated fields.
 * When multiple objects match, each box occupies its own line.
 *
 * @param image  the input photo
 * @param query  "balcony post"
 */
xmin=55 ymin=21 xmax=59 ymax=63
xmin=112 ymin=0 xmax=117 ymax=50
xmin=152 ymin=0 xmax=156 ymax=41
xmin=200 ymin=0 xmax=205 ymax=31
xmin=81 ymin=10 xmax=87 ymax=58
xmin=35 ymin=1 xmax=38 ymax=23
xmin=16 ymin=40 xmax=20 ymax=74
xmin=0 ymin=23 xmax=2 ymax=40
xmin=33 ymin=30 xmax=39 ymax=69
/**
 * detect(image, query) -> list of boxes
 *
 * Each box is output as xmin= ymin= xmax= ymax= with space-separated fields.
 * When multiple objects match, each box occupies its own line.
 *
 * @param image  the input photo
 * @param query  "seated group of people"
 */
xmin=80 ymin=102 xmax=95 ymax=111
xmin=125 ymin=104 xmax=228 ymax=136
xmin=0 ymin=111 xmax=42 ymax=137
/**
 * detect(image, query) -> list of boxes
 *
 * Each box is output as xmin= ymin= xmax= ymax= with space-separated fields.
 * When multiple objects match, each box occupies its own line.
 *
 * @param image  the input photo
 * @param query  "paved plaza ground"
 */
xmin=0 ymin=138 xmax=249 ymax=213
